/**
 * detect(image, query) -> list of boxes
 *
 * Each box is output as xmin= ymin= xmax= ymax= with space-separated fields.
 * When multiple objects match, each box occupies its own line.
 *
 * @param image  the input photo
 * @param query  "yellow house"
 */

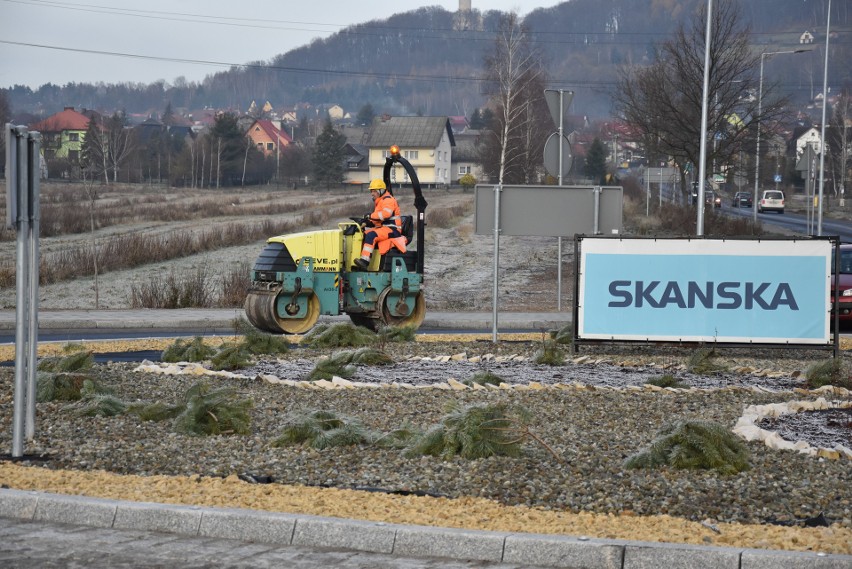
xmin=364 ymin=116 xmax=455 ymax=187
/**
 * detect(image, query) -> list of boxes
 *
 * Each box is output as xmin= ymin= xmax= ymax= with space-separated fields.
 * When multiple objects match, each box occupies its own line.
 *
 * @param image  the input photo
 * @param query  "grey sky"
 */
xmin=0 ymin=0 xmax=561 ymax=90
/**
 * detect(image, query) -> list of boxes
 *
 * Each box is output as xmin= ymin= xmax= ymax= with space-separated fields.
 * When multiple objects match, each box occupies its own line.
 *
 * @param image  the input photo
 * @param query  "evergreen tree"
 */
xmin=356 ymin=103 xmax=375 ymax=126
xmin=312 ymin=119 xmax=346 ymax=189
xmin=585 ymin=138 xmax=608 ymax=184
xmin=81 ymin=115 xmax=108 ymax=183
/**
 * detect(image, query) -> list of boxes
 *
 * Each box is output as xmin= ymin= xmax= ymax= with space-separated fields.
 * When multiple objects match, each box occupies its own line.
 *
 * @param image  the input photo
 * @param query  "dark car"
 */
xmin=704 ymin=190 xmax=721 ymax=208
xmin=831 ymin=244 xmax=852 ymax=322
xmin=732 ymin=192 xmax=752 ymax=208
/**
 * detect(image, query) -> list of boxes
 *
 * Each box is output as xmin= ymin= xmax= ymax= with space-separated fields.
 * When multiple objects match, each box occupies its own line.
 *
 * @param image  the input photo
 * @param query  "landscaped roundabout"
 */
xmin=0 ymin=325 xmax=850 ymax=556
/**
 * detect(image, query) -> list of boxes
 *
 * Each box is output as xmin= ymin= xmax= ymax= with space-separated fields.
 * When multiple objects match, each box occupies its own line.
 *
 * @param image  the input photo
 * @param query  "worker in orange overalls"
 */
xmin=353 ymin=179 xmax=403 ymax=270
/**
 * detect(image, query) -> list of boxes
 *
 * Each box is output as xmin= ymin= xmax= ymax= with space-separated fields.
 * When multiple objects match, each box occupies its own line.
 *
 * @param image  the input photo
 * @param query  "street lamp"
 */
xmin=754 ymin=48 xmax=809 ymax=223
xmin=696 ymin=0 xmax=713 ymax=236
xmin=817 ymin=0 xmax=832 ymax=236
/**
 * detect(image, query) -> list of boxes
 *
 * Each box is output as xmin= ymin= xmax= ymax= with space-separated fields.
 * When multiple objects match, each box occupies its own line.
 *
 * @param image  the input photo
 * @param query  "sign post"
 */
xmin=6 ymin=124 xmax=41 ymax=458
xmin=543 ymin=89 xmax=574 ymax=311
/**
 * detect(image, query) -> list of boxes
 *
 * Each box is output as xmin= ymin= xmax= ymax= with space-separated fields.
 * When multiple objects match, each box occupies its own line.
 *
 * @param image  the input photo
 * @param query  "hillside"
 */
xmin=5 ymin=0 xmax=850 ymax=120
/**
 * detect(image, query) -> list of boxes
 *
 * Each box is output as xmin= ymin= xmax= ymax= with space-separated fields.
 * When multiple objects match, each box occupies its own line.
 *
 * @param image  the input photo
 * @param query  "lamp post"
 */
xmin=754 ymin=48 xmax=808 ymax=223
xmin=696 ymin=0 xmax=713 ymax=236
xmin=817 ymin=0 xmax=832 ymax=236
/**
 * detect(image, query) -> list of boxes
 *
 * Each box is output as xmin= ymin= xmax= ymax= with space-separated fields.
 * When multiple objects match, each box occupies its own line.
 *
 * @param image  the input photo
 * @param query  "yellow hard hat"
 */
xmin=368 ymin=179 xmax=386 ymax=191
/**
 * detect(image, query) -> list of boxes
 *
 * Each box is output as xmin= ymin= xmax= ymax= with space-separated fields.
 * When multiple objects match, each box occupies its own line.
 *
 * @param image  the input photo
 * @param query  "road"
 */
xmin=724 ymin=203 xmax=852 ymax=241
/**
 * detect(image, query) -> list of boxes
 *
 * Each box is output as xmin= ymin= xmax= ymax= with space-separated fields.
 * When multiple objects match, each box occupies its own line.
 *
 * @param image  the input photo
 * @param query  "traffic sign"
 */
xmin=543 ymin=132 xmax=573 ymax=178
xmin=544 ymin=89 xmax=574 ymax=130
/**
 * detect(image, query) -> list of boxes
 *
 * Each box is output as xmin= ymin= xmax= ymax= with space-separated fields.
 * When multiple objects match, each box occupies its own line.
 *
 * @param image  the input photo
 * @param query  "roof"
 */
xmin=366 ymin=116 xmax=455 ymax=149
xmin=30 ymin=107 xmax=90 ymax=132
xmin=250 ymin=120 xmax=292 ymax=144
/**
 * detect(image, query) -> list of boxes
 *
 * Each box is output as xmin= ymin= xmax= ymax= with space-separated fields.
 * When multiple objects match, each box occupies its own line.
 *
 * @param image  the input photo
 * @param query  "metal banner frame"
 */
xmin=572 ymin=235 xmax=839 ymax=357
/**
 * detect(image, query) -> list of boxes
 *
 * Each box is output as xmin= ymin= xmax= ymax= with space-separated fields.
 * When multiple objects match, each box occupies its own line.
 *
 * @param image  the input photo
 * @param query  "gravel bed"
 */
xmin=1 ymin=341 xmax=850 ymax=531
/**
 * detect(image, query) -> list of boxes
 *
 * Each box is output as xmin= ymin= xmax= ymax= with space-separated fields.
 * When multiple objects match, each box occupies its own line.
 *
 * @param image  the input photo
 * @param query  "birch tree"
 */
xmin=481 ymin=12 xmax=545 ymax=186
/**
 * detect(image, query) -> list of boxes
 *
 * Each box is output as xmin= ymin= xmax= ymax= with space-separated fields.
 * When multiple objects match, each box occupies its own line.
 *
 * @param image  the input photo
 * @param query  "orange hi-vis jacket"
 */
xmin=368 ymin=193 xmax=401 ymax=230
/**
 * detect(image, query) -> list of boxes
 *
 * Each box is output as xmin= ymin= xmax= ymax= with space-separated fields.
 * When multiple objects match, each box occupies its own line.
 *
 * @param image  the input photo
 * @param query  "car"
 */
xmin=704 ymin=190 xmax=721 ymax=208
xmin=757 ymin=190 xmax=784 ymax=214
xmin=831 ymin=243 xmax=852 ymax=323
xmin=732 ymin=191 xmax=752 ymax=208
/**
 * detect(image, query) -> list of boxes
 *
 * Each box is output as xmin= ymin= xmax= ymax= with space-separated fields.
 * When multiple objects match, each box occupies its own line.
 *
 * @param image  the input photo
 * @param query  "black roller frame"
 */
xmin=383 ymin=154 xmax=427 ymax=276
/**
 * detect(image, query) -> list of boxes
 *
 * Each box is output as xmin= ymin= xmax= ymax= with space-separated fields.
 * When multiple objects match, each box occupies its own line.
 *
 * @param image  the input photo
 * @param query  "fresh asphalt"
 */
xmin=1 ymin=309 xmax=850 ymax=568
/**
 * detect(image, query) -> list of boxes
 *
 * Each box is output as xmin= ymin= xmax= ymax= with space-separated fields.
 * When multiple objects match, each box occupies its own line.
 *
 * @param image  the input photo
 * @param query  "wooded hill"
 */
xmin=5 ymin=0 xmax=850 ymax=120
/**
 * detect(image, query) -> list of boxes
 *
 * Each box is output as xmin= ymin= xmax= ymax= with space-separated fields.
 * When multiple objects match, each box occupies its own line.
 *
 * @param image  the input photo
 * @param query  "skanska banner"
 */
xmin=577 ymin=238 xmax=831 ymax=344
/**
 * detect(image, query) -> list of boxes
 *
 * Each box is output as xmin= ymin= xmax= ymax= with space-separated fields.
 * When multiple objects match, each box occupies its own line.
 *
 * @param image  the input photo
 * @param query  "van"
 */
xmin=758 ymin=190 xmax=784 ymax=214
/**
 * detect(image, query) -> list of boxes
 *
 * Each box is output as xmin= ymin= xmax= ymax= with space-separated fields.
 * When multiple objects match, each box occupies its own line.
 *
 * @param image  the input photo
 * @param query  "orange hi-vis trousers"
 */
xmin=360 ymin=226 xmax=405 ymax=260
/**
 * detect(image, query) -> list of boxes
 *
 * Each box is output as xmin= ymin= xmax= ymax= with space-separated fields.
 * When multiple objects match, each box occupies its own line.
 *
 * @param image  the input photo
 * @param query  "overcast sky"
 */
xmin=0 ymin=0 xmax=564 ymax=90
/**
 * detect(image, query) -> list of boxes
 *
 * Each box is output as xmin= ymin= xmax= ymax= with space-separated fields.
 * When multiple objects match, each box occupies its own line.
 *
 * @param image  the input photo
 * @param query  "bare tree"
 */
xmin=613 ymin=0 xmax=784 ymax=197
xmin=105 ymin=111 xmax=134 ymax=182
xmin=481 ymin=12 xmax=545 ymax=186
xmin=829 ymin=92 xmax=852 ymax=198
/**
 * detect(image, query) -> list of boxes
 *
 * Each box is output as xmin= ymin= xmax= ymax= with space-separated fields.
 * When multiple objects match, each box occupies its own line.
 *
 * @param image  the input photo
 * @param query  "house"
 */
xmin=29 ymin=107 xmax=91 ymax=164
xmin=364 ymin=116 xmax=455 ymax=187
xmin=793 ymin=126 xmax=822 ymax=157
xmin=342 ymin=143 xmax=370 ymax=185
xmin=800 ymin=30 xmax=814 ymax=44
xmin=448 ymin=115 xmax=469 ymax=134
xmin=246 ymin=119 xmax=292 ymax=157
xmin=451 ymin=130 xmax=485 ymax=184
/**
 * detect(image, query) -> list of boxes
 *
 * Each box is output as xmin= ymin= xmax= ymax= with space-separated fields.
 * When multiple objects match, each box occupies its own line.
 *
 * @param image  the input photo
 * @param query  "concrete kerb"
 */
xmin=1 ymin=489 xmax=850 ymax=569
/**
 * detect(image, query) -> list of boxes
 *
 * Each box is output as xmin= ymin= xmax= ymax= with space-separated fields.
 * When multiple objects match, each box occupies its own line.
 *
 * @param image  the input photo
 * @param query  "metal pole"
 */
xmin=754 ymin=53 xmax=766 ymax=223
xmin=26 ymin=133 xmax=40 ymax=440
xmin=12 ymin=127 xmax=29 ymax=458
xmin=557 ymin=90 xmax=563 ymax=311
xmin=817 ymin=0 xmax=831 ymax=236
xmin=696 ymin=0 xmax=713 ymax=236
xmin=593 ymin=186 xmax=601 ymax=234
xmin=491 ymin=185 xmax=501 ymax=343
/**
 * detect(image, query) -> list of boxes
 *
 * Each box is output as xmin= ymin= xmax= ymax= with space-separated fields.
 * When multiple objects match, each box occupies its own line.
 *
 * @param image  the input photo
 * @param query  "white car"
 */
xmin=758 ymin=190 xmax=784 ymax=214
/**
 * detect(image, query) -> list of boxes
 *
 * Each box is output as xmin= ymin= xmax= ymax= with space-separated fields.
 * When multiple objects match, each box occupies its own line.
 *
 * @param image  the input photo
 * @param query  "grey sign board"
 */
xmin=474 ymin=185 xmax=623 ymax=237
xmin=543 ymin=132 xmax=573 ymax=178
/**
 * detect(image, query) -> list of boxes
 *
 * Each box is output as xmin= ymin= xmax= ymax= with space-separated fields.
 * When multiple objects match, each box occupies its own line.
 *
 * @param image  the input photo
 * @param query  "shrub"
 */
xmin=36 ymin=372 xmax=87 ymax=402
xmin=300 ymin=322 xmax=377 ymax=348
xmin=533 ymin=340 xmax=565 ymax=366
xmin=238 ymin=319 xmax=290 ymax=356
xmin=645 ymin=374 xmax=688 ymax=389
xmin=308 ymin=352 xmax=357 ymax=380
xmin=173 ymin=383 xmax=252 ymax=436
xmin=406 ymin=403 xmax=523 ymax=459
xmin=64 ymin=380 xmax=125 ymax=417
xmin=37 ymin=350 xmax=94 ymax=373
xmin=624 ymin=420 xmax=750 ymax=475
xmin=161 ymin=336 xmax=217 ymax=363
xmin=805 ymin=358 xmax=851 ymax=389
xmin=130 ymin=401 xmax=185 ymax=422
xmin=550 ymin=324 xmax=574 ymax=345
xmin=378 ymin=324 xmax=417 ymax=343
xmin=686 ymin=348 xmax=728 ymax=375
xmin=210 ymin=342 xmax=252 ymax=371
xmin=464 ymin=370 xmax=503 ymax=386
xmin=350 ymin=347 xmax=394 ymax=366
xmin=272 ymin=409 xmax=378 ymax=449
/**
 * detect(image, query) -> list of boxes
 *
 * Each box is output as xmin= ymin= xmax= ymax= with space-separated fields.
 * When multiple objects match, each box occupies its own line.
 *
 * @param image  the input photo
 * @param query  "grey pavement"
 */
xmin=0 ymin=309 xmax=573 ymax=335
xmin=1 ymin=490 xmax=849 ymax=569
xmin=1 ymin=310 xmax=851 ymax=568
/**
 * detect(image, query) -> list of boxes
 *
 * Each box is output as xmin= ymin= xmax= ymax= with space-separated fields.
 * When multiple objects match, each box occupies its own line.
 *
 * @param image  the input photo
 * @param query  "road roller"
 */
xmin=244 ymin=146 xmax=428 ymax=334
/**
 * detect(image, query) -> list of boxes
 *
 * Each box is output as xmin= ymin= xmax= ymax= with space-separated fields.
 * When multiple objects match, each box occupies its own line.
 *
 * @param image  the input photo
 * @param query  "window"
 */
xmin=67 ymin=150 xmax=79 ymax=163
xmin=404 ymin=150 xmax=419 ymax=160
xmin=267 ymin=142 xmax=274 ymax=151
xmin=68 ymin=133 xmax=79 ymax=142
xmin=459 ymin=165 xmax=471 ymax=175
xmin=382 ymin=150 xmax=391 ymax=158
xmin=257 ymin=143 xmax=263 ymax=150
